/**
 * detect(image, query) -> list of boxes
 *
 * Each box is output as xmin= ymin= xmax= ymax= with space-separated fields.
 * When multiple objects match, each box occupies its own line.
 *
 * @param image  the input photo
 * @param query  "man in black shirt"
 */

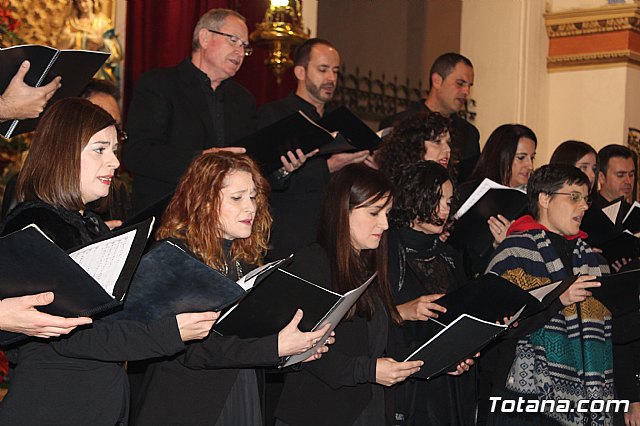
xmin=258 ymin=38 xmax=374 ymax=260
xmin=380 ymin=52 xmax=480 ymax=182
xmin=124 ymin=9 xmax=256 ymax=213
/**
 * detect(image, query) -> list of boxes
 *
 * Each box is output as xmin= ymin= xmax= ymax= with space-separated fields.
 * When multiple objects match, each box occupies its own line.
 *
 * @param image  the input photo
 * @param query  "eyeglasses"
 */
xmin=549 ymin=191 xmax=592 ymax=206
xmin=208 ymin=29 xmax=253 ymax=56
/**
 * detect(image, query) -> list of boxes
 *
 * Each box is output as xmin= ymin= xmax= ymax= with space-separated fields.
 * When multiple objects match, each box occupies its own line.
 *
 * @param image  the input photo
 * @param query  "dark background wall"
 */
xmin=317 ymin=0 xmax=462 ymax=89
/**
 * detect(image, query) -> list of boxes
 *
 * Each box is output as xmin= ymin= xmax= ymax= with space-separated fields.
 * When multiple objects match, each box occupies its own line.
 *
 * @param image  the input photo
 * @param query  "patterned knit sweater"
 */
xmin=486 ymin=218 xmax=613 ymax=426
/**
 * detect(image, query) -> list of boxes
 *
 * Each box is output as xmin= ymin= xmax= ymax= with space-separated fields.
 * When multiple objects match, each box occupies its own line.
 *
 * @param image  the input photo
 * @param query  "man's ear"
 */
xmin=197 ymin=28 xmax=210 ymax=49
xmin=598 ymin=171 xmax=605 ymax=189
xmin=538 ymin=192 xmax=551 ymax=210
xmin=431 ymin=73 xmax=443 ymax=90
xmin=294 ymin=65 xmax=306 ymax=82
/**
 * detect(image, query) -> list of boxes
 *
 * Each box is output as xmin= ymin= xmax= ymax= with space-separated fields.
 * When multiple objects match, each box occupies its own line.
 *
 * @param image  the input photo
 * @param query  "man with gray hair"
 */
xmin=125 ymin=8 xmax=255 ymax=213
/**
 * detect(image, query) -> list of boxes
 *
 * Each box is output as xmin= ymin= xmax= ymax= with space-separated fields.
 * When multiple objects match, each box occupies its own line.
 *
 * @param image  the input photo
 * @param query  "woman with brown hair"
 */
xmin=132 ymin=152 xmax=331 ymax=426
xmin=274 ymin=164 xmax=423 ymax=426
xmin=0 ymin=98 xmax=216 ymax=425
xmin=376 ymin=111 xmax=454 ymax=181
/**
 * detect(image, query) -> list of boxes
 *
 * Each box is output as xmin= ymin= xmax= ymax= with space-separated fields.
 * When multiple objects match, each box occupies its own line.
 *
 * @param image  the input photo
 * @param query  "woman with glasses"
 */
xmin=482 ymin=164 xmax=613 ymax=425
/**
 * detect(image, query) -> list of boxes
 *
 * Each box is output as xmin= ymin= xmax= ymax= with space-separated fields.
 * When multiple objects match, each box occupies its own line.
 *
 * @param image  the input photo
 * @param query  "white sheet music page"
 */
xmin=622 ymin=201 xmax=640 ymax=224
xmin=68 ymin=230 xmax=137 ymax=297
xmin=454 ymin=178 xmax=513 ymax=220
xmin=603 ymin=201 xmax=622 ymax=224
xmin=237 ymin=255 xmax=292 ymax=291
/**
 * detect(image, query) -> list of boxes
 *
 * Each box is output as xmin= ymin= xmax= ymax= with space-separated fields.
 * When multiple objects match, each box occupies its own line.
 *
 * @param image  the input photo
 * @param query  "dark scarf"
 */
xmin=396 ymin=227 xmax=460 ymax=294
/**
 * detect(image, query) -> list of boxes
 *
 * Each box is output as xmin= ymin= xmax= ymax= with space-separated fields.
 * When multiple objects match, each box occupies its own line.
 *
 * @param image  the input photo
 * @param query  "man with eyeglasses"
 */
xmin=124 ymin=8 xmax=257 ymax=214
xmin=380 ymin=52 xmax=480 ymax=182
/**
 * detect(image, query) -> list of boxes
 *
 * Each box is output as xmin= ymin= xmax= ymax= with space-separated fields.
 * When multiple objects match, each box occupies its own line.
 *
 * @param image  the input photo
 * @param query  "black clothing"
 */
xmin=387 ymin=228 xmax=476 ymax=425
xmin=0 ymin=201 xmax=185 ymax=426
xmin=124 ymin=59 xmax=257 ymax=213
xmin=257 ymin=93 xmax=331 ymax=260
xmin=591 ymin=192 xmax=631 ymax=229
xmin=131 ymin=238 xmax=281 ymax=426
xmin=275 ymin=243 xmax=393 ymax=426
xmin=380 ymin=101 xmax=480 ymax=182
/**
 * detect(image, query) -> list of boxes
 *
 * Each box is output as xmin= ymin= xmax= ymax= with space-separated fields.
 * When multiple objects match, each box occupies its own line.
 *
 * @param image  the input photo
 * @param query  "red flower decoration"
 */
xmin=0 ymin=0 xmax=20 ymax=34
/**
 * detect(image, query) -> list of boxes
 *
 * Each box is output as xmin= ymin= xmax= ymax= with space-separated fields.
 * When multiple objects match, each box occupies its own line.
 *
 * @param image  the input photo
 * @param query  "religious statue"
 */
xmin=56 ymin=0 xmax=121 ymax=85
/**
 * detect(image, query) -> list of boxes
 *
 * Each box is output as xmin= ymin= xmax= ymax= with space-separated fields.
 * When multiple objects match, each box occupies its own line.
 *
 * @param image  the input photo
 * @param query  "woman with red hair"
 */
xmin=133 ymin=152 xmax=331 ymax=426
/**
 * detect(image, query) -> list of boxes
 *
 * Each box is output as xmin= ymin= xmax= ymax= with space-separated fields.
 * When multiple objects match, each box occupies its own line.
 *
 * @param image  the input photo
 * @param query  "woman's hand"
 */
xmin=278 ymin=309 xmax=331 ymax=357
xmin=279 ymin=148 xmax=318 ymax=174
xmin=397 ymin=294 xmax=446 ymax=321
xmin=376 ymin=357 xmax=423 ymax=386
xmin=176 ymin=311 xmax=219 ymax=341
xmin=559 ymin=275 xmax=600 ymax=306
xmin=447 ymin=355 xmax=477 ymax=376
xmin=612 ymin=257 xmax=631 ymax=273
xmin=302 ymin=331 xmax=336 ymax=362
xmin=0 ymin=292 xmax=92 ymax=338
xmin=488 ymin=214 xmax=512 ymax=248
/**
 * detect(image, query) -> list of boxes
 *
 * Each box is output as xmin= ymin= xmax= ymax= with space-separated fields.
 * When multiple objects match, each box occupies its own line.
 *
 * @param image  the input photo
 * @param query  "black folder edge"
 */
xmin=449 ymin=187 xmax=528 ymax=253
xmin=281 ymin=271 xmax=377 ymax=367
xmin=0 ymin=217 xmax=153 ymax=346
xmin=67 ymin=217 xmax=155 ymax=316
xmin=213 ymin=264 xmax=330 ymax=337
xmin=405 ymin=307 xmax=524 ymax=380
xmin=590 ymin=268 xmax=640 ymax=317
xmin=317 ymin=106 xmax=381 ymax=152
xmin=0 ymin=46 xmax=110 ymax=138
xmin=106 ymin=239 xmax=251 ymax=322
xmin=622 ymin=201 xmax=640 ymax=234
xmin=402 ymin=274 xmax=579 ymax=380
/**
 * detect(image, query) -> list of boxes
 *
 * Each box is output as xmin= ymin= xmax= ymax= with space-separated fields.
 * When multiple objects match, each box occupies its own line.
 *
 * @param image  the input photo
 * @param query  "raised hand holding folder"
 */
xmin=240 ymin=106 xmax=380 ymax=174
xmin=449 ymin=178 xmax=527 ymax=254
xmin=0 ymin=44 xmax=109 ymax=138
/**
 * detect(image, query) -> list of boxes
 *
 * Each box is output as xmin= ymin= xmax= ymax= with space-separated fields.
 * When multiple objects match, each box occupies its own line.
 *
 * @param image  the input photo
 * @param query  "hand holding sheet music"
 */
xmin=0 ymin=218 xmax=154 ymax=345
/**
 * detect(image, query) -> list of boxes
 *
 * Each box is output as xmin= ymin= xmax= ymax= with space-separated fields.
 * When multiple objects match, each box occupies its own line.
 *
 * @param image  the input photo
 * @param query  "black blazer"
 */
xmin=0 ymin=202 xmax=185 ymax=426
xmin=124 ymin=59 xmax=257 ymax=213
xmin=275 ymin=244 xmax=394 ymax=426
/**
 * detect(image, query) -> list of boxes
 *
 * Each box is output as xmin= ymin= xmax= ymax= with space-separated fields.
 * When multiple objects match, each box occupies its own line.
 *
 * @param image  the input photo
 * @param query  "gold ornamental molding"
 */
xmin=545 ymin=3 xmax=640 ymax=69
xmin=545 ymin=4 xmax=640 ymax=38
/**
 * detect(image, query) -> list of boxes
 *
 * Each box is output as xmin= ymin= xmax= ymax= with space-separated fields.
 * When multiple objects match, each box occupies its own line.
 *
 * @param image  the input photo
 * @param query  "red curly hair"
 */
xmin=156 ymin=152 xmax=272 ymax=270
